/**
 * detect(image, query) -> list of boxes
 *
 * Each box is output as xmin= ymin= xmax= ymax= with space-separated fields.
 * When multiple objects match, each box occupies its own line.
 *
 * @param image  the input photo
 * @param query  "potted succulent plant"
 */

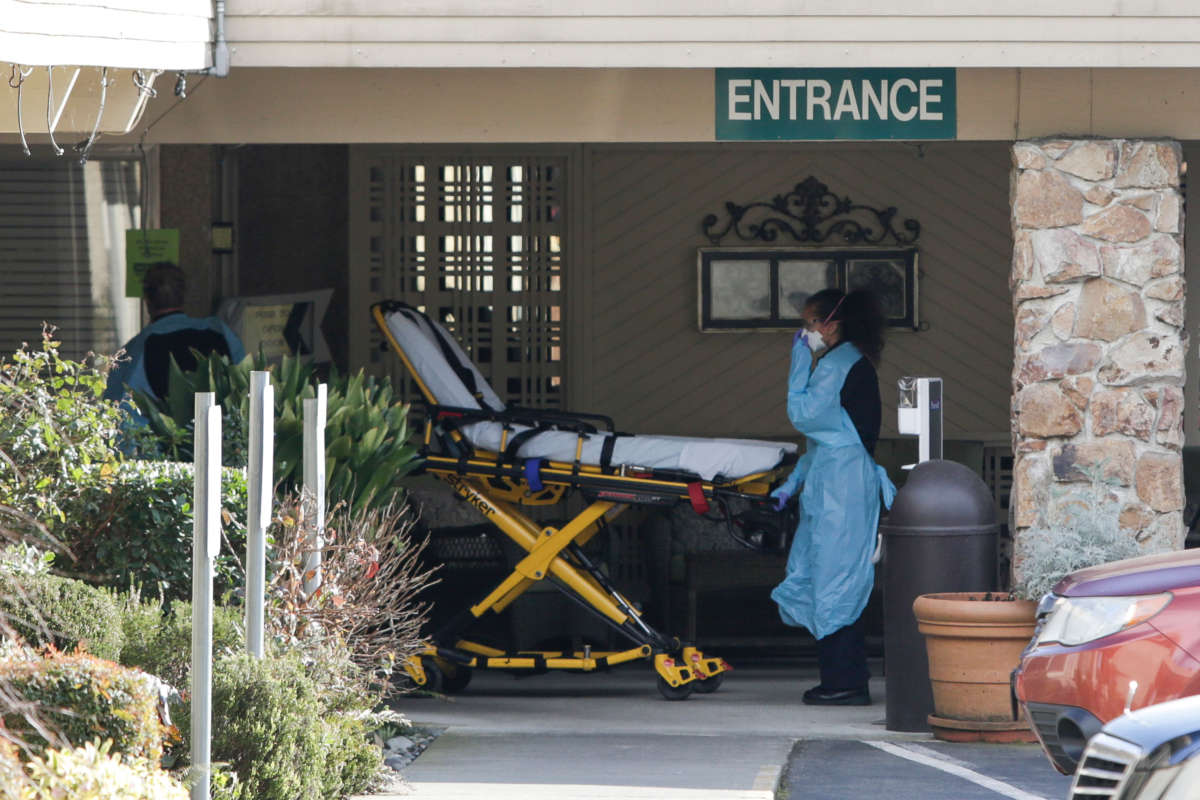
xmin=914 ymin=471 xmax=1140 ymax=742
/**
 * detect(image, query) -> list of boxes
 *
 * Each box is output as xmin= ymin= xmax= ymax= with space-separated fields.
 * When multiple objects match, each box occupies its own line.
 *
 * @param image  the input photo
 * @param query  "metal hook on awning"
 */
xmin=8 ymin=64 xmax=34 ymax=156
xmin=132 ymin=69 xmax=159 ymax=99
xmin=45 ymin=66 xmax=63 ymax=156
xmin=128 ymin=68 xmax=163 ymax=131
xmin=75 ymin=67 xmax=110 ymax=165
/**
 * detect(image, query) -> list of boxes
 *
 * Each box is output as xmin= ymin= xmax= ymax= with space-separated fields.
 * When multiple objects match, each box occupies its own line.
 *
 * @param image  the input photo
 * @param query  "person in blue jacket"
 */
xmin=770 ymin=288 xmax=896 ymax=706
xmin=104 ymin=262 xmax=245 ymax=407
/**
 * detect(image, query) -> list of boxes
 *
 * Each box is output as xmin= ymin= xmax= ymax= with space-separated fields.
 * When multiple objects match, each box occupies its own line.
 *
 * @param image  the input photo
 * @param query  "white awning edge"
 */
xmin=1 ymin=0 xmax=212 ymax=70
xmin=0 ymin=33 xmax=210 ymax=72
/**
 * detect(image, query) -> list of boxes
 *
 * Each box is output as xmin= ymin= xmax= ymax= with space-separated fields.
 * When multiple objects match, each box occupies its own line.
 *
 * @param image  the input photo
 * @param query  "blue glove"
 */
xmin=770 ymin=489 xmax=790 ymax=511
xmin=793 ymin=330 xmax=805 ymax=346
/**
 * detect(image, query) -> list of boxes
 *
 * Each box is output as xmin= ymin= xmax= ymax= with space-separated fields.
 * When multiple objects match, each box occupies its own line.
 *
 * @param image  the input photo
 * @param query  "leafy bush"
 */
xmin=266 ymin=495 xmax=432 ymax=697
xmin=58 ymin=461 xmax=248 ymax=602
xmin=132 ymin=351 xmax=420 ymax=514
xmin=0 ymin=332 xmax=123 ymax=546
xmin=175 ymin=652 xmax=381 ymax=800
xmin=1013 ymin=478 xmax=1142 ymax=600
xmin=21 ymin=739 xmax=187 ymax=800
xmin=318 ymin=713 xmax=383 ymax=799
xmin=0 ymin=572 xmax=123 ymax=661
xmin=0 ymin=733 xmax=23 ymax=800
xmin=0 ymin=651 xmax=165 ymax=760
xmin=0 ymin=543 xmax=54 ymax=577
xmin=119 ymin=593 xmax=243 ymax=688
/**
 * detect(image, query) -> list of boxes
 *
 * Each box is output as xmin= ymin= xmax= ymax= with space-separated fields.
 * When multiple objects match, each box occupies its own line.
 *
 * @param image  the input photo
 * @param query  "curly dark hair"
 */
xmin=806 ymin=288 xmax=886 ymax=365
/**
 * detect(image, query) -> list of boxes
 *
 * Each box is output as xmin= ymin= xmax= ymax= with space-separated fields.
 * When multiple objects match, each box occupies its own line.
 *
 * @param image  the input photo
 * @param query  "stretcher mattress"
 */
xmin=460 ymin=421 xmax=795 ymax=481
xmin=383 ymin=307 xmax=797 ymax=481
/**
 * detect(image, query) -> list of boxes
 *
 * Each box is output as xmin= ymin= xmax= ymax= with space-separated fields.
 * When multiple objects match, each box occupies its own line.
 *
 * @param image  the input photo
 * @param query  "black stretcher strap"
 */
xmin=396 ymin=304 xmax=502 ymax=412
xmin=503 ymin=427 xmax=545 ymax=462
xmin=599 ymin=434 xmax=618 ymax=472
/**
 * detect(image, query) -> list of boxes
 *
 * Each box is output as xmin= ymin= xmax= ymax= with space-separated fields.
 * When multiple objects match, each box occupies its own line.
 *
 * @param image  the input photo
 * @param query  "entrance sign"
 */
xmin=716 ymin=68 xmax=956 ymax=141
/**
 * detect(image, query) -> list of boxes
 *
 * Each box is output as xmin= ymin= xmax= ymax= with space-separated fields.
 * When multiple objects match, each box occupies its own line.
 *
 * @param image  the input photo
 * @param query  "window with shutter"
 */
xmin=356 ymin=153 xmax=567 ymax=410
xmin=0 ymin=153 xmax=142 ymax=361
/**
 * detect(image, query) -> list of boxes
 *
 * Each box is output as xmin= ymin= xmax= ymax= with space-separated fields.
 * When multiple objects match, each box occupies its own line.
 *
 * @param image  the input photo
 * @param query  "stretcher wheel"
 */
xmin=439 ymin=663 xmax=473 ymax=694
xmin=397 ymin=658 xmax=444 ymax=695
xmin=656 ymin=675 xmax=695 ymax=701
xmin=692 ymin=673 xmax=724 ymax=694
xmin=420 ymin=659 xmax=445 ymax=694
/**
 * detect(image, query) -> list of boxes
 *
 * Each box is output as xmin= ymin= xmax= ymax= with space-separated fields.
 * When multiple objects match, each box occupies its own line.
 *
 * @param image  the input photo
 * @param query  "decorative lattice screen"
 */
xmin=360 ymin=154 xmax=566 ymax=409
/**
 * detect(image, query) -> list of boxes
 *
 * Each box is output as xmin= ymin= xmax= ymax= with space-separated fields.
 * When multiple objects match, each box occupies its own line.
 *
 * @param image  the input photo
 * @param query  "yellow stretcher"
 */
xmin=373 ymin=301 xmax=797 ymax=700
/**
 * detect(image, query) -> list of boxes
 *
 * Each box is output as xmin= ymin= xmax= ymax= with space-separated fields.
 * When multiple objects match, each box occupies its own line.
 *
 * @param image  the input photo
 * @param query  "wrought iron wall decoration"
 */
xmin=701 ymin=175 xmax=921 ymax=247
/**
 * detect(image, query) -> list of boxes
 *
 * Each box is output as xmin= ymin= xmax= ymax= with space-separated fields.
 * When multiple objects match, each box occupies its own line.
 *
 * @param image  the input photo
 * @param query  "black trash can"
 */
xmin=881 ymin=459 xmax=999 ymax=732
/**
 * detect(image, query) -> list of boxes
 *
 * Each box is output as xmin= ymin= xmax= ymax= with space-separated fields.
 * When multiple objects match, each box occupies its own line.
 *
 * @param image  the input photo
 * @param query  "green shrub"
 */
xmin=132 ymin=351 xmax=420 ymax=514
xmin=59 ymin=461 xmax=248 ymax=602
xmin=175 ymin=652 xmax=380 ymax=800
xmin=319 ymin=713 xmax=383 ymax=799
xmin=21 ymin=739 xmax=187 ymax=800
xmin=0 ymin=332 xmax=123 ymax=546
xmin=0 ymin=736 xmax=23 ymax=800
xmin=119 ymin=595 xmax=243 ymax=688
xmin=0 ymin=651 xmax=164 ymax=760
xmin=0 ymin=542 xmax=54 ymax=577
xmin=0 ymin=572 xmax=123 ymax=661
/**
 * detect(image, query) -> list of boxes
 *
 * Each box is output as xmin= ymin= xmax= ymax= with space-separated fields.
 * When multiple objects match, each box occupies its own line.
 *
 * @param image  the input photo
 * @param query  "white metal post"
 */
xmin=302 ymin=384 xmax=327 ymax=597
xmin=245 ymin=371 xmax=273 ymax=657
xmin=190 ymin=393 xmax=221 ymax=800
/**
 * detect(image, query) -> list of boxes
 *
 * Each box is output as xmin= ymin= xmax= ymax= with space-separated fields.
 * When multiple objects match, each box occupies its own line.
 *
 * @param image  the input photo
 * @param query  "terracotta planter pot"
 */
xmin=913 ymin=592 xmax=1038 ymax=741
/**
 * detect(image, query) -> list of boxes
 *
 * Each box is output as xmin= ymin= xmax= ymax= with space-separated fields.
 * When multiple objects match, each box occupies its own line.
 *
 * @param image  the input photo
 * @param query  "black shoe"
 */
xmin=802 ymin=685 xmax=871 ymax=706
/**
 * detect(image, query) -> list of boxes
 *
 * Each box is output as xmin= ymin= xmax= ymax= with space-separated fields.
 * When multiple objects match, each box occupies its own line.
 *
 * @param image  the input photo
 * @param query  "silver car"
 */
xmin=1070 ymin=694 xmax=1200 ymax=799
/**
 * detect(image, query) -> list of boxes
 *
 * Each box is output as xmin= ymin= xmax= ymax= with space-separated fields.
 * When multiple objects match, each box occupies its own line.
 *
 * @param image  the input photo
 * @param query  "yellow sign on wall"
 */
xmin=125 ymin=229 xmax=180 ymax=297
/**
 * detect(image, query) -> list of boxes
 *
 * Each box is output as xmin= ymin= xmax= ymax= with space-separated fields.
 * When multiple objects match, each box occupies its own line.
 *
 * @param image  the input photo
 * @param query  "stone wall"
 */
xmin=1010 ymin=139 xmax=1186 ymax=574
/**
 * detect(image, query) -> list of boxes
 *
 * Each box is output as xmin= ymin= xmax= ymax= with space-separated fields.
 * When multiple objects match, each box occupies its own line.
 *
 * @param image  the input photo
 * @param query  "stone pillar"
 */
xmin=1010 ymin=139 xmax=1186 ymax=578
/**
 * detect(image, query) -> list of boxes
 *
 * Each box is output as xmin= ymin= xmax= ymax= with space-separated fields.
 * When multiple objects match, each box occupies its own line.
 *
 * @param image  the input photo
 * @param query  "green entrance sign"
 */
xmin=125 ymin=229 xmax=180 ymax=297
xmin=716 ymin=68 xmax=956 ymax=141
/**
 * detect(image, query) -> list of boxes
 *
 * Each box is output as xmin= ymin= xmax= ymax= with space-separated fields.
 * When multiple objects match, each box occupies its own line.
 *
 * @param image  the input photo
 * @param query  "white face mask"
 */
xmin=802 ymin=329 xmax=827 ymax=353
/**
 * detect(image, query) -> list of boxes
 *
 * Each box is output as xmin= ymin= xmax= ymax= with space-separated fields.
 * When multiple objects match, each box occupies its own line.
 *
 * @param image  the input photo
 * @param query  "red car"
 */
xmin=1013 ymin=548 xmax=1200 ymax=775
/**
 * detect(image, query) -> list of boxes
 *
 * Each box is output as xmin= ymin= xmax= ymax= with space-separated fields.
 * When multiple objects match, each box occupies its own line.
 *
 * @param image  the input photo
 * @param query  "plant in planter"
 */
xmin=1010 ymin=479 xmax=1141 ymax=603
xmin=912 ymin=590 xmax=1038 ymax=741
xmin=913 ymin=470 xmax=1140 ymax=742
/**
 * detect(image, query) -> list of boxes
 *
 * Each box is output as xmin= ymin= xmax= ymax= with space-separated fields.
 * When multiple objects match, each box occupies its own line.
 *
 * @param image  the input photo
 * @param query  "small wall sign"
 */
xmin=716 ymin=68 xmax=956 ymax=141
xmin=125 ymin=228 xmax=180 ymax=297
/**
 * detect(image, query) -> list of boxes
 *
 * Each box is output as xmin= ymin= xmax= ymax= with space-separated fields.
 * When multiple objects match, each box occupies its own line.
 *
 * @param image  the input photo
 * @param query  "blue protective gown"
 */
xmin=770 ymin=340 xmax=896 ymax=640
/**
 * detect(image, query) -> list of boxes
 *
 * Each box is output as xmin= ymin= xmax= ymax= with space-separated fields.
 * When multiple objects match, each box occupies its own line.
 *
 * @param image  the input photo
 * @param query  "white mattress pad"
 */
xmin=462 ymin=421 xmax=795 ymax=482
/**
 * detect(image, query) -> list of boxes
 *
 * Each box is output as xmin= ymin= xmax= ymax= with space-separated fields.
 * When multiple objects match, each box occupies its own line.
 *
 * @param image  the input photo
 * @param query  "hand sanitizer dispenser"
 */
xmin=897 ymin=376 xmax=943 ymax=469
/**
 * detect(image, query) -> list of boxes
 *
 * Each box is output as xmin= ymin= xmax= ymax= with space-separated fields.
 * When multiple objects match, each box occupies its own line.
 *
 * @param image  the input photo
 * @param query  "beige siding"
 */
xmin=224 ymin=1 xmax=1200 ymax=68
xmin=580 ymin=142 xmax=1012 ymax=442
xmin=88 ymin=67 xmax=1200 ymax=145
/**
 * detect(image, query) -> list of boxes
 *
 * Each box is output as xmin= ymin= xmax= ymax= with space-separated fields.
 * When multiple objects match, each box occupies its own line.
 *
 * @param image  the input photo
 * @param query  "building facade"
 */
xmin=3 ymin=3 xmax=1199 ymax=602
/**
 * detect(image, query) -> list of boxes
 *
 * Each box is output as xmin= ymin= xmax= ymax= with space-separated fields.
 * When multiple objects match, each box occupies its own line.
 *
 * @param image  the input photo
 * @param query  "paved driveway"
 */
xmin=368 ymin=663 xmax=1072 ymax=800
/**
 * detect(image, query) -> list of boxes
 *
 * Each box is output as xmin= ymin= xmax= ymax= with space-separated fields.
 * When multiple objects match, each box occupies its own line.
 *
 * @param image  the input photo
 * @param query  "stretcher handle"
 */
xmin=506 ymin=405 xmax=616 ymax=433
xmin=428 ymin=401 xmax=615 ymax=435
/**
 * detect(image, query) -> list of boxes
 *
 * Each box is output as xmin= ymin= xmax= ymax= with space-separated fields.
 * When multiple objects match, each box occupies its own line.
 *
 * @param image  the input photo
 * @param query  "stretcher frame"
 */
xmin=373 ymin=301 xmax=793 ymax=699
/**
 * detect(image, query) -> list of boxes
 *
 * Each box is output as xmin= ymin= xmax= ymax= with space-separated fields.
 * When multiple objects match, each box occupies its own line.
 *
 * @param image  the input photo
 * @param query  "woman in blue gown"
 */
xmin=770 ymin=289 xmax=896 ymax=706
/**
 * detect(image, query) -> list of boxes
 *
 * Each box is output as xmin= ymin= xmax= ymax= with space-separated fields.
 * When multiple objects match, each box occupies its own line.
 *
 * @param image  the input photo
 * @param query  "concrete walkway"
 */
xmin=359 ymin=661 xmax=920 ymax=799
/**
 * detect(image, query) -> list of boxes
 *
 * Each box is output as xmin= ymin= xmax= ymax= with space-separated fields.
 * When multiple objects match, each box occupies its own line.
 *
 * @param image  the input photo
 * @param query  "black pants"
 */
xmin=816 ymin=615 xmax=869 ymax=691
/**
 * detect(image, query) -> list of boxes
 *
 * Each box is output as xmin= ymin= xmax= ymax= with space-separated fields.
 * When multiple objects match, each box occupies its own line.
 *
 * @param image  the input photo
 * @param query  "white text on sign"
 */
xmin=726 ymin=78 xmax=945 ymax=123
